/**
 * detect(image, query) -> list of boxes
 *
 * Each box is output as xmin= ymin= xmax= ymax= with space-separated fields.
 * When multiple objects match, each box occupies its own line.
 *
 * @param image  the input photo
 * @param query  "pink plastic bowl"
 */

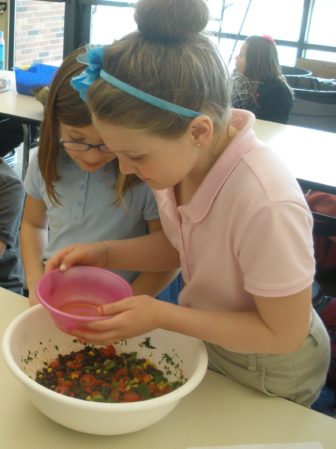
xmin=36 ymin=266 xmax=133 ymax=334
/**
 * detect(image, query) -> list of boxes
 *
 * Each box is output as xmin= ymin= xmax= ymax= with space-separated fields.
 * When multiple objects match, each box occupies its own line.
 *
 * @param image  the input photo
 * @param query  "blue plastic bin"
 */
xmin=14 ymin=63 xmax=58 ymax=96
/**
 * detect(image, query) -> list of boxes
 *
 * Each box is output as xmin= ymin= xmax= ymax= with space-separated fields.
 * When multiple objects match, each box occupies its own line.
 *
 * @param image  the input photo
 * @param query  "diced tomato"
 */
xmin=49 ymin=359 xmax=60 ymax=369
xmin=99 ymin=345 xmax=116 ymax=358
xmin=55 ymin=370 xmax=65 ymax=378
xmin=66 ymin=353 xmax=84 ymax=369
xmin=148 ymin=383 xmax=160 ymax=396
xmin=75 ymin=353 xmax=84 ymax=362
xmin=121 ymin=391 xmax=141 ymax=402
xmin=114 ymin=367 xmax=128 ymax=380
xmin=57 ymin=379 xmax=73 ymax=388
xmin=55 ymin=385 xmax=70 ymax=394
xmin=84 ymin=386 xmax=93 ymax=395
xmin=80 ymin=373 xmax=99 ymax=386
xmin=141 ymin=373 xmax=153 ymax=384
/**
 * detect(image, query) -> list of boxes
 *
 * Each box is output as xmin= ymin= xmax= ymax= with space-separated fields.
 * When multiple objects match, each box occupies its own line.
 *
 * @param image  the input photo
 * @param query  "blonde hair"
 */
xmin=87 ymin=0 xmax=231 ymax=137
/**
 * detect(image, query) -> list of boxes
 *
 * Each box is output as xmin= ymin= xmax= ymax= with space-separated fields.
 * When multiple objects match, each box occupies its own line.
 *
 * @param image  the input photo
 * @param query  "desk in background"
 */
xmin=0 ymin=288 xmax=336 ymax=449
xmin=0 ymin=71 xmax=43 ymax=178
xmin=0 ymin=76 xmax=335 ymax=187
xmin=254 ymin=119 xmax=336 ymax=195
xmin=0 ymin=84 xmax=335 ymax=191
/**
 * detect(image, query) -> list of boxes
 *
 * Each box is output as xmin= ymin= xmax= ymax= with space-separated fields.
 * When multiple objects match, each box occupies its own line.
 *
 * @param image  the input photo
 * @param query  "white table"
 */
xmin=1 ymin=288 xmax=336 ymax=449
xmin=0 ymin=71 xmax=43 ymax=177
xmin=254 ymin=119 xmax=336 ymax=194
xmin=0 ymin=79 xmax=335 ymax=192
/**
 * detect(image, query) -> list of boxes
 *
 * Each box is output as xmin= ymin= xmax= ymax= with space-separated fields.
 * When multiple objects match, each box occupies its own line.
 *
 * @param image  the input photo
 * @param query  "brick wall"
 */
xmin=14 ymin=0 xmax=64 ymax=67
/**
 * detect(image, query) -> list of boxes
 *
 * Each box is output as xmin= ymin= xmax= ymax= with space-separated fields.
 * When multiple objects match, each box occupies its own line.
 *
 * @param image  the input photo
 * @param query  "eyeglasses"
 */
xmin=60 ymin=140 xmax=112 ymax=153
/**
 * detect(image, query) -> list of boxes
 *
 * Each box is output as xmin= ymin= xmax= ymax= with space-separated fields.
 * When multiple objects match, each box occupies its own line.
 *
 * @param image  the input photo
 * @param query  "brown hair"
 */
xmin=244 ymin=35 xmax=291 ymax=87
xmin=87 ymin=0 xmax=231 ymax=138
xmin=38 ymin=47 xmax=139 ymax=204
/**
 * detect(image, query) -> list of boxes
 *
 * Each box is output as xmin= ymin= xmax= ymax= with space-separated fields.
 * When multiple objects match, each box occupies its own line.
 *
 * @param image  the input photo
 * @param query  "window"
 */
xmin=207 ymin=0 xmax=304 ymax=41
xmin=305 ymin=0 xmax=336 ymax=62
xmin=306 ymin=0 xmax=335 ymax=46
xmin=8 ymin=0 xmax=336 ymax=68
xmin=89 ymin=0 xmax=308 ymax=69
xmin=91 ymin=3 xmax=136 ymax=45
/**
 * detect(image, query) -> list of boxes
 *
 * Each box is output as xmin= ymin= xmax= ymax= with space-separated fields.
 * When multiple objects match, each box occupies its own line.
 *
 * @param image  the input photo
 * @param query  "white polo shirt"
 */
xmin=154 ymin=110 xmax=315 ymax=311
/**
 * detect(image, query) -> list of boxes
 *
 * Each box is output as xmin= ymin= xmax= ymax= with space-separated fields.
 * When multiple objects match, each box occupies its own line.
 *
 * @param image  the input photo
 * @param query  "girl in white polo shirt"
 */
xmin=46 ymin=0 xmax=330 ymax=407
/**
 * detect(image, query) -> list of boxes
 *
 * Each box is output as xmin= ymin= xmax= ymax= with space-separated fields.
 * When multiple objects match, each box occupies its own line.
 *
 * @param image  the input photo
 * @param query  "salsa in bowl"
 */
xmin=2 ymin=305 xmax=208 ymax=435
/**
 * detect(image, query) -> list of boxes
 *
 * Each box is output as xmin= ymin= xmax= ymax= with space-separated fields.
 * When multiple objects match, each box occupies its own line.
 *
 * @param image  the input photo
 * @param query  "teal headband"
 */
xmin=71 ymin=46 xmax=201 ymax=119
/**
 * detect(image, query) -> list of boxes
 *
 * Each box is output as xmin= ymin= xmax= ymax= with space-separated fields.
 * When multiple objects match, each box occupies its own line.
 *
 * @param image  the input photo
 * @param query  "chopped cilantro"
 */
xmin=140 ymin=337 xmax=156 ymax=349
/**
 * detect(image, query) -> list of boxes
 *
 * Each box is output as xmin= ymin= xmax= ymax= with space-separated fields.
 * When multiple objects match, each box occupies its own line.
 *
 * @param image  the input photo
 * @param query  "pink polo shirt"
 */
xmin=154 ymin=110 xmax=315 ymax=312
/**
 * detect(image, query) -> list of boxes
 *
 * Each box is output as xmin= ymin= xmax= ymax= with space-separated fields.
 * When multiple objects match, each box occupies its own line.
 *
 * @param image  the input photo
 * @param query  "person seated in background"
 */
xmin=230 ymin=71 xmax=256 ymax=112
xmin=231 ymin=34 xmax=294 ymax=124
xmin=0 ymin=146 xmax=25 ymax=295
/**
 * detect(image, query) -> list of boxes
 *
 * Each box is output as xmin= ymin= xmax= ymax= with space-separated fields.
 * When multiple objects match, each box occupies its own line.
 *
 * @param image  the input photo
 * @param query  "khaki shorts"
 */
xmin=206 ymin=309 xmax=330 ymax=407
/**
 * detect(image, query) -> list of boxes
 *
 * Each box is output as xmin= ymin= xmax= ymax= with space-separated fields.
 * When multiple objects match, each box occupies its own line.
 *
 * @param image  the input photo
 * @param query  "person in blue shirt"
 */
xmin=20 ymin=46 xmax=180 ymax=306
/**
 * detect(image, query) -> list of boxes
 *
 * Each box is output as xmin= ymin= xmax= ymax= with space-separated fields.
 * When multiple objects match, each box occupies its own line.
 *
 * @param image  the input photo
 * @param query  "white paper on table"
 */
xmin=187 ymin=442 xmax=323 ymax=449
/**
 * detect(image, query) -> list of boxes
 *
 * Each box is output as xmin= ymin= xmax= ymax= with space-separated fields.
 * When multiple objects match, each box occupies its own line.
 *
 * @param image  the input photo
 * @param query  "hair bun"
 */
xmin=134 ymin=0 xmax=209 ymax=42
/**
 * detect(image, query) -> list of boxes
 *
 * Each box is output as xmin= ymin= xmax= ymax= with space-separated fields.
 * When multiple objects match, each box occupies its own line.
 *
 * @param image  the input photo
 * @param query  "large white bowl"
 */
xmin=2 ymin=305 xmax=208 ymax=435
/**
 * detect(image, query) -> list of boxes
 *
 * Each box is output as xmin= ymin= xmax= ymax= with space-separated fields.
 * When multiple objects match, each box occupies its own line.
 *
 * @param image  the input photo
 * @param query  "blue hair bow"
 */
xmin=71 ymin=46 xmax=105 ymax=101
xmin=71 ymin=45 xmax=201 ymax=118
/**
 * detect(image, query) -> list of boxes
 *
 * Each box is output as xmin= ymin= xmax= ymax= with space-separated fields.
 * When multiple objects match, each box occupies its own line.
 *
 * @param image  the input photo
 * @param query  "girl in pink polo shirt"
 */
xmin=46 ymin=0 xmax=330 ymax=407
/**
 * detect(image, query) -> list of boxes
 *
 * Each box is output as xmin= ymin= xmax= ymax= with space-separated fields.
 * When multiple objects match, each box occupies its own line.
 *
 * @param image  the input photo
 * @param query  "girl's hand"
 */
xmin=28 ymin=290 xmax=40 ymax=307
xmin=71 ymin=295 xmax=164 ymax=345
xmin=45 ymin=241 xmax=109 ymax=272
